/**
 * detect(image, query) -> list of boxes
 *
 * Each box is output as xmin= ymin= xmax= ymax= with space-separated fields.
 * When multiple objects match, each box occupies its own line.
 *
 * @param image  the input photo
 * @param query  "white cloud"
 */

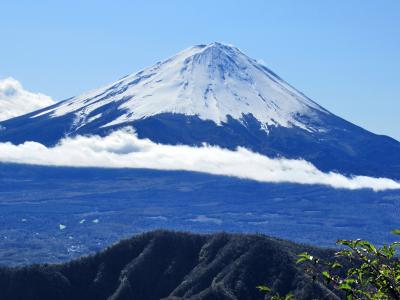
xmin=0 ymin=128 xmax=399 ymax=191
xmin=190 ymin=215 xmax=223 ymax=225
xmin=0 ymin=77 xmax=55 ymax=121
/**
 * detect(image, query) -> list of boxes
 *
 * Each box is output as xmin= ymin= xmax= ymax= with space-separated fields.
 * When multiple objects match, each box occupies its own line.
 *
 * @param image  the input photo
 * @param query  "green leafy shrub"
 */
xmin=256 ymin=285 xmax=294 ymax=299
xmin=260 ymin=230 xmax=400 ymax=300
xmin=300 ymin=231 xmax=400 ymax=299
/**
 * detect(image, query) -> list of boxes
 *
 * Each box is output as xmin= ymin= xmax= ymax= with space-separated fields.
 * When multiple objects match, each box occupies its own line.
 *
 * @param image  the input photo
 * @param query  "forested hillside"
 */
xmin=0 ymin=230 xmax=339 ymax=300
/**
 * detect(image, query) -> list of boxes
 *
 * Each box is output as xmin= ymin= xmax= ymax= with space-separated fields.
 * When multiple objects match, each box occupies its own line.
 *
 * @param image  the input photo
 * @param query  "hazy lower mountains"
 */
xmin=1 ymin=42 xmax=399 ymax=178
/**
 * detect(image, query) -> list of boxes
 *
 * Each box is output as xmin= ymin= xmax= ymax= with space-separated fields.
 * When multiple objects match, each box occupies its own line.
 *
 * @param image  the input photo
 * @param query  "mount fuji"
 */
xmin=1 ymin=42 xmax=399 ymax=178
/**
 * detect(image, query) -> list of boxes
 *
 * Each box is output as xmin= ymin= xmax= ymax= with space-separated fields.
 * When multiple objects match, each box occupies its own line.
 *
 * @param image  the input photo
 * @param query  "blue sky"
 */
xmin=1 ymin=0 xmax=399 ymax=139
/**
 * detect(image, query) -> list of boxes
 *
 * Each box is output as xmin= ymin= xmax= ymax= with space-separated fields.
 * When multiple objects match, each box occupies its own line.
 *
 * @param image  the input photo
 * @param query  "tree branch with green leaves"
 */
xmin=299 ymin=230 xmax=400 ymax=300
xmin=258 ymin=230 xmax=400 ymax=300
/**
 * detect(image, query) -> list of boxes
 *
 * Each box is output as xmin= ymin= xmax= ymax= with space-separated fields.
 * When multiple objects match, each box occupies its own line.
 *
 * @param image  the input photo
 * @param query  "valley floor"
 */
xmin=0 ymin=163 xmax=399 ymax=266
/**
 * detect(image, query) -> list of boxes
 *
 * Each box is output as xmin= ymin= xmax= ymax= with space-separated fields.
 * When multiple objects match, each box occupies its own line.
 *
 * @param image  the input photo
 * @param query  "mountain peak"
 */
xmin=32 ymin=42 xmax=327 ymax=131
xmin=182 ymin=42 xmax=253 ymax=72
xmin=192 ymin=41 xmax=236 ymax=50
xmin=2 ymin=43 xmax=400 ymax=179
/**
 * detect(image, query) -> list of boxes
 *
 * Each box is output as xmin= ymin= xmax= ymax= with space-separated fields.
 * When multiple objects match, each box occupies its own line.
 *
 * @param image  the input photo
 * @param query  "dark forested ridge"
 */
xmin=0 ymin=230 xmax=339 ymax=300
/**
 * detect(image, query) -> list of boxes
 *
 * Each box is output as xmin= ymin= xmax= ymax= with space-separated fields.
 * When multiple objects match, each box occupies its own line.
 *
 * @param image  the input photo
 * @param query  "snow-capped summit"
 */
xmin=33 ymin=42 xmax=327 ymax=132
xmin=1 ymin=42 xmax=400 ymax=179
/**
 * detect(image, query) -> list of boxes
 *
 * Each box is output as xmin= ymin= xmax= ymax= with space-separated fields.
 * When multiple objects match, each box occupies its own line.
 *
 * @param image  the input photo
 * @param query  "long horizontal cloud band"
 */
xmin=0 ymin=128 xmax=399 ymax=191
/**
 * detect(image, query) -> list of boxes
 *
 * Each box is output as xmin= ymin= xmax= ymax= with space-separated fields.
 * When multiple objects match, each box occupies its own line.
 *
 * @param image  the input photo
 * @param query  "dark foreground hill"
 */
xmin=0 ymin=230 xmax=340 ymax=300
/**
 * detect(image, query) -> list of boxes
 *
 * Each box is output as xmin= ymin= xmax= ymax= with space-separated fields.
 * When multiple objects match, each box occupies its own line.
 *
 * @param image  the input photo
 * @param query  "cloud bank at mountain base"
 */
xmin=0 ymin=128 xmax=399 ymax=191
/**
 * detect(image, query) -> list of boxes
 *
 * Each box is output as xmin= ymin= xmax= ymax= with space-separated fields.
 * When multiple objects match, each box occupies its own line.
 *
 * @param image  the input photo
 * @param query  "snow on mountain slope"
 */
xmin=32 ymin=42 xmax=328 ymax=132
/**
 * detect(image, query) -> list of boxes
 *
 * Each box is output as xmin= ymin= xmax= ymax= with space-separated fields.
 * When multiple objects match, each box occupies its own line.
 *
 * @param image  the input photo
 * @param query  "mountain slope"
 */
xmin=22 ymin=43 xmax=329 ymax=132
xmin=0 ymin=42 xmax=399 ymax=178
xmin=0 ymin=230 xmax=339 ymax=300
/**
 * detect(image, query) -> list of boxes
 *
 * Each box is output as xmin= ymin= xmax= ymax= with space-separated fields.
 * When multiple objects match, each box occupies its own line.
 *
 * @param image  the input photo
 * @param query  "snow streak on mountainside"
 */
xmin=32 ymin=43 xmax=328 ymax=132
